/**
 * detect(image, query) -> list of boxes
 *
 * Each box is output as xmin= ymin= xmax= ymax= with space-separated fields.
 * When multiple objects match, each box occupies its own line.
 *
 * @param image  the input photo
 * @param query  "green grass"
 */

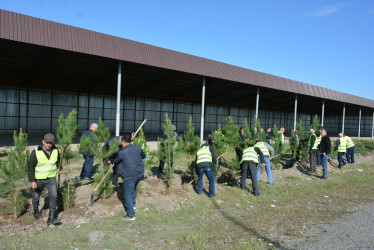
xmin=1 ymin=160 xmax=373 ymax=249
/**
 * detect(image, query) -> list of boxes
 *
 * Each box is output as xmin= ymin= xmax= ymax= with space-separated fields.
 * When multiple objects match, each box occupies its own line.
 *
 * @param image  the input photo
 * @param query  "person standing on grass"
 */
xmin=80 ymin=123 xmax=98 ymax=180
xmin=344 ymin=135 xmax=355 ymax=164
xmin=318 ymin=129 xmax=331 ymax=179
xmin=315 ymin=130 xmax=322 ymax=167
xmin=308 ymin=129 xmax=317 ymax=172
xmin=240 ymin=143 xmax=266 ymax=196
xmin=254 ymin=138 xmax=274 ymax=184
xmin=112 ymin=134 xmax=145 ymax=220
xmin=334 ymin=133 xmax=347 ymax=169
xmin=28 ymin=133 xmax=62 ymax=225
xmin=195 ymin=141 xmax=217 ymax=197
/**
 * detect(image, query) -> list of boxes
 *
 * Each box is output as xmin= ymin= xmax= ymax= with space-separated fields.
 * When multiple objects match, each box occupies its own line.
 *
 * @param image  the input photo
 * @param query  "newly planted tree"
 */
xmin=223 ymin=116 xmax=242 ymax=173
xmin=80 ymin=119 xmax=119 ymax=198
xmin=177 ymin=116 xmax=201 ymax=181
xmin=243 ymin=119 xmax=254 ymax=145
xmin=295 ymin=118 xmax=309 ymax=162
xmin=271 ymin=125 xmax=282 ymax=168
xmin=133 ymin=128 xmax=149 ymax=155
xmin=56 ymin=109 xmax=78 ymax=188
xmin=0 ymin=129 xmax=29 ymax=218
xmin=252 ymin=117 xmax=266 ymax=142
xmin=311 ymin=115 xmax=321 ymax=131
xmin=157 ymin=113 xmax=178 ymax=189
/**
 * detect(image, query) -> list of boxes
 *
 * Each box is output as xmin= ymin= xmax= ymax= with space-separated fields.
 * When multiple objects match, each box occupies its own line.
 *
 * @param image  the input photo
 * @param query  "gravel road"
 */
xmin=284 ymin=202 xmax=374 ymax=250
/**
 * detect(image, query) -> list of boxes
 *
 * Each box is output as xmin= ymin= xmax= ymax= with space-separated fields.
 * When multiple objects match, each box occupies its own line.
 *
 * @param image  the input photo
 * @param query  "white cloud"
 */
xmin=308 ymin=3 xmax=346 ymax=17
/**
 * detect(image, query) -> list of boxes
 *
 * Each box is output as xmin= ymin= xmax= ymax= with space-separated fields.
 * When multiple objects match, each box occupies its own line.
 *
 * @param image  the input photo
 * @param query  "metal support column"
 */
xmin=342 ymin=104 xmax=346 ymax=134
xmin=115 ymin=61 xmax=122 ymax=136
xmin=358 ymin=107 xmax=361 ymax=139
xmin=321 ymin=99 xmax=325 ymax=127
xmin=255 ymin=87 xmax=259 ymax=118
xmin=372 ymin=111 xmax=374 ymax=140
xmin=200 ymin=77 xmax=206 ymax=145
xmin=293 ymin=94 xmax=298 ymax=131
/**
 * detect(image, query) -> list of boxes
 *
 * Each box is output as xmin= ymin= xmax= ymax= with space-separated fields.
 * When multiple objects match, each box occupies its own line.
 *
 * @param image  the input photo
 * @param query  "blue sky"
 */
xmin=1 ymin=0 xmax=374 ymax=100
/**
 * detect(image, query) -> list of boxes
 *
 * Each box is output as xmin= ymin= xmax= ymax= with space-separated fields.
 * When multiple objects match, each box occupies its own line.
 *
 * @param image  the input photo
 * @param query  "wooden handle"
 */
xmin=131 ymin=119 xmax=147 ymax=140
xmin=94 ymin=164 xmax=114 ymax=192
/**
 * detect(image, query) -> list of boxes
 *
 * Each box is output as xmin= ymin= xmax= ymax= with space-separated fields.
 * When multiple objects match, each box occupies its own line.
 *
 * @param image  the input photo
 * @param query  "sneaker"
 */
xmin=122 ymin=214 xmax=135 ymax=221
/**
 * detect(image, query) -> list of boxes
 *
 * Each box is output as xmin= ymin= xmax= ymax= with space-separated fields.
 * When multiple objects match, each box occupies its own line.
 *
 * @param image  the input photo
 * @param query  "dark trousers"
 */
xmin=197 ymin=166 xmax=215 ymax=197
xmin=80 ymin=155 xmax=94 ymax=179
xmin=122 ymin=176 xmax=143 ymax=218
xmin=32 ymin=177 xmax=57 ymax=211
xmin=112 ymin=164 xmax=119 ymax=185
xmin=241 ymin=161 xmax=259 ymax=195
xmin=346 ymin=146 xmax=355 ymax=163
xmin=337 ymin=152 xmax=346 ymax=168
xmin=309 ymin=149 xmax=317 ymax=172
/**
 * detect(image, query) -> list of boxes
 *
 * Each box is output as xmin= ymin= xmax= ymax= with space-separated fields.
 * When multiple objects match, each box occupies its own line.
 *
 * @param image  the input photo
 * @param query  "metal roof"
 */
xmin=0 ymin=9 xmax=373 ymax=111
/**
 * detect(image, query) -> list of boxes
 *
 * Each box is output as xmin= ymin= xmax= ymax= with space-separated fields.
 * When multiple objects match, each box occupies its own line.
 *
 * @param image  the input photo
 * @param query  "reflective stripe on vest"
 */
xmin=240 ymin=147 xmax=259 ymax=164
xmin=316 ymin=135 xmax=321 ymax=147
xmin=338 ymin=138 xmax=347 ymax=152
xmin=254 ymin=142 xmax=269 ymax=157
xmin=345 ymin=136 xmax=355 ymax=149
xmin=308 ymin=134 xmax=318 ymax=150
xmin=278 ymin=131 xmax=285 ymax=144
xmin=196 ymin=146 xmax=212 ymax=164
xmin=35 ymin=147 xmax=58 ymax=179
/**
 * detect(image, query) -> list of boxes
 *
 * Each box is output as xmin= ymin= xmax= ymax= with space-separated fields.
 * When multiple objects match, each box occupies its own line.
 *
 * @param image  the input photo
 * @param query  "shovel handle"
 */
xmin=94 ymin=164 xmax=114 ymax=192
xmin=132 ymin=119 xmax=147 ymax=141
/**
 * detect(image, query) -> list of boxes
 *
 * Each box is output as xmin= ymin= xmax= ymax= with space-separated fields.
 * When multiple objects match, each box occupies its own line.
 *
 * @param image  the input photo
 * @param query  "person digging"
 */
xmin=28 ymin=133 xmax=62 ymax=225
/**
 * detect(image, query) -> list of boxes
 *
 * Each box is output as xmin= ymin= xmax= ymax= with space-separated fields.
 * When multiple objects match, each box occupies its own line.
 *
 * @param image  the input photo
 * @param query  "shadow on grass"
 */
xmin=296 ymin=161 xmax=312 ymax=176
xmin=210 ymin=198 xmax=288 ymax=250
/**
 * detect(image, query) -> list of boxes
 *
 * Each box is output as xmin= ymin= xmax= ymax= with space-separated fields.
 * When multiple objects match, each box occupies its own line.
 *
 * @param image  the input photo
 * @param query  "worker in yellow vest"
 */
xmin=334 ymin=133 xmax=347 ymax=169
xmin=240 ymin=143 xmax=265 ymax=196
xmin=278 ymin=127 xmax=286 ymax=148
xmin=308 ymin=129 xmax=318 ymax=172
xmin=28 ymin=133 xmax=62 ymax=225
xmin=344 ymin=135 xmax=355 ymax=164
xmin=315 ymin=130 xmax=322 ymax=167
xmin=196 ymin=142 xmax=217 ymax=197
xmin=254 ymin=138 xmax=274 ymax=184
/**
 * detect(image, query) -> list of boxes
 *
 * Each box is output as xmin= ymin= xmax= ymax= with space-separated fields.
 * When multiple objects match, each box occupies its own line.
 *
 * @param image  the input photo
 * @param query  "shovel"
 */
xmin=90 ymin=119 xmax=147 ymax=206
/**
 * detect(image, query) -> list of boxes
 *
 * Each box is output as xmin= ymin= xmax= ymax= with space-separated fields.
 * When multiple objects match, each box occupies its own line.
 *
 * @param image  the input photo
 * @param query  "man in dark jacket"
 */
xmin=195 ymin=142 xmax=218 ymax=197
xmin=80 ymin=123 xmax=98 ymax=180
xmin=112 ymin=134 xmax=145 ymax=220
xmin=28 ymin=133 xmax=62 ymax=225
xmin=318 ymin=129 xmax=331 ymax=179
xmin=104 ymin=136 xmax=122 ymax=186
xmin=307 ymin=129 xmax=317 ymax=172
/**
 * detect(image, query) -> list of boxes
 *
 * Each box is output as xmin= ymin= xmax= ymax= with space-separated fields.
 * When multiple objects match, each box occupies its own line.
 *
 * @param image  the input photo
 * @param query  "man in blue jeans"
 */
xmin=196 ymin=142 xmax=217 ymax=197
xmin=80 ymin=123 xmax=98 ymax=180
xmin=334 ymin=133 xmax=347 ymax=169
xmin=318 ymin=129 xmax=331 ymax=179
xmin=254 ymin=139 xmax=274 ymax=184
xmin=112 ymin=134 xmax=145 ymax=220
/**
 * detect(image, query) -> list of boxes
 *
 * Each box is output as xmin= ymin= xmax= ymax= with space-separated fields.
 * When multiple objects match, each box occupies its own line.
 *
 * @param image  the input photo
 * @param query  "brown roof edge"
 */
xmin=1 ymin=9 xmax=373 ymax=109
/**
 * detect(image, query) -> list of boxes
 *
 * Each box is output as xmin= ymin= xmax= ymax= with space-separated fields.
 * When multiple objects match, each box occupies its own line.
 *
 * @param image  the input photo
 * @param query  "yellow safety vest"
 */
xmin=308 ymin=133 xmax=318 ymax=150
xmin=254 ymin=142 xmax=269 ymax=157
xmin=240 ymin=147 xmax=259 ymax=164
xmin=35 ymin=147 xmax=58 ymax=179
xmin=278 ymin=131 xmax=285 ymax=145
xmin=315 ymin=135 xmax=322 ymax=148
xmin=337 ymin=138 xmax=347 ymax=153
xmin=196 ymin=146 xmax=212 ymax=164
xmin=345 ymin=136 xmax=355 ymax=149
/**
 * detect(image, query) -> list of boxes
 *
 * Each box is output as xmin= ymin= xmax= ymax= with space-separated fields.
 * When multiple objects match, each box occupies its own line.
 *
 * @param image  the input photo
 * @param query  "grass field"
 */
xmin=1 ymin=156 xmax=373 ymax=249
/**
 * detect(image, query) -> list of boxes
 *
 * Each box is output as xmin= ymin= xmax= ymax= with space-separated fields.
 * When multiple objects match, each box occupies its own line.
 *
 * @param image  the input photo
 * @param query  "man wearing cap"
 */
xmin=158 ymin=124 xmax=179 ymax=178
xmin=334 ymin=133 xmax=347 ymax=169
xmin=254 ymin=139 xmax=274 ymax=184
xmin=80 ymin=123 xmax=98 ymax=180
xmin=240 ymin=142 xmax=266 ymax=196
xmin=28 ymin=133 xmax=62 ymax=225
xmin=307 ymin=129 xmax=317 ymax=172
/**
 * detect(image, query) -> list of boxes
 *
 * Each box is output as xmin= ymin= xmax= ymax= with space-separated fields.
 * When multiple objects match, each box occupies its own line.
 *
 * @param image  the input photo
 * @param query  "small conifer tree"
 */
xmin=271 ymin=125 xmax=282 ymax=167
xmin=243 ymin=119 xmax=254 ymax=145
xmin=223 ymin=116 xmax=242 ymax=172
xmin=80 ymin=119 xmax=119 ymax=198
xmin=133 ymin=128 xmax=149 ymax=155
xmin=296 ymin=118 xmax=309 ymax=162
xmin=0 ymin=129 xmax=29 ymax=218
xmin=311 ymin=115 xmax=321 ymax=131
xmin=56 ymin=109 xmax=78 ymax=188
xmin=176 ymin=116 xmax=201 ymax=180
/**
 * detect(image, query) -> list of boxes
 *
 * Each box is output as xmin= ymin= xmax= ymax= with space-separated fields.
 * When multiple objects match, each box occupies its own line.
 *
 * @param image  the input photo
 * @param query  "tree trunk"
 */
xmin=13 ymin=189 xmax=17 ymax=219
xmin=67 ymin=180 xmax=70 ymax=209
xmin=58 ymin=145 xmax=68 ymax=188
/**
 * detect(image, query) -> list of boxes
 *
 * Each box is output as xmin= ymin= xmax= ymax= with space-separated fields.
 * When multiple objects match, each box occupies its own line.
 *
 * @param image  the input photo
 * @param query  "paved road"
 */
xmin=284 ymin=202 xmax=374 ymax=250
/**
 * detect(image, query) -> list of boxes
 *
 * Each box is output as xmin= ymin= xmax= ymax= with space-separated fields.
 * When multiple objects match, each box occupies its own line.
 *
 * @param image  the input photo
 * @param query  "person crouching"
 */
xmin=196 ymin=142 xmax=217 ymax=197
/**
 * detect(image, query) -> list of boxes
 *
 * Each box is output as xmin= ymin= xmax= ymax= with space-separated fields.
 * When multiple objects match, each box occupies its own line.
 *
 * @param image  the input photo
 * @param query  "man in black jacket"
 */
xmin=80 ymin=123 xmax=98 ymax=180
xmin=112 ymin=134 xmax=145 ymax=220
xmin=28 ymin=133 xmax=62 ymax=225
xmin=318 ymin=129 xmax=331 ymax=179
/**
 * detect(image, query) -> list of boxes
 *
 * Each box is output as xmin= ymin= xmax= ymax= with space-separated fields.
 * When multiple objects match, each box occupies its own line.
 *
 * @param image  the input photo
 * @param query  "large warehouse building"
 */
xmin=1 ymin=9 xmax=373 ymax=142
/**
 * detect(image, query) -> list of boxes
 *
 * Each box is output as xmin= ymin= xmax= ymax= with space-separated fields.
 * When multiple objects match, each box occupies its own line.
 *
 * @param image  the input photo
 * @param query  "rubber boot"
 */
xmin=47 ymin=210 xmax=62 ymax=225
xmin=33 ymin=208 xmax=42 ymax=220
